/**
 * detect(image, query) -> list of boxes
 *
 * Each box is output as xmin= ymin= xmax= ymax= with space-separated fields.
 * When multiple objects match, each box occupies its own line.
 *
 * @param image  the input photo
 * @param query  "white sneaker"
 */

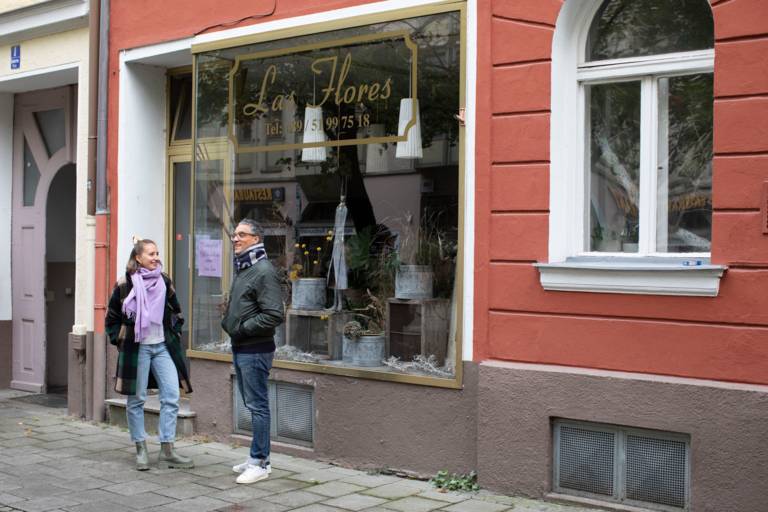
xmin=236 ymin=464 xmax=270 ymax=484
xmin=233 ymin=461 xmax=271 ymax=474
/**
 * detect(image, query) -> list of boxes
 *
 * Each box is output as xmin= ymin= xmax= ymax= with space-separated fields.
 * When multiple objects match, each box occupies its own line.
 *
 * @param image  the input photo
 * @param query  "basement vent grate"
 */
xmin=558 ymin=425 xmax=615 ymax=496
xmin=626 ymin=435 xmax=687 ymax=508
xmin=554 ymin=420 xmax=689 ymax=511
xmin=234 ymin=379 xmax=314 ymax=447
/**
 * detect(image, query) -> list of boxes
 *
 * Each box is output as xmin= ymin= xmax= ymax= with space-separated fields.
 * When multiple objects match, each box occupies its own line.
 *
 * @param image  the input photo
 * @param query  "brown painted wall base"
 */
xmin=189 ymin=359 xmax=478 ymax=476
xmin=477 ymin=361 xmax=768 ymax=512
xmin=0 ymin=320 xmax=10 ymax=388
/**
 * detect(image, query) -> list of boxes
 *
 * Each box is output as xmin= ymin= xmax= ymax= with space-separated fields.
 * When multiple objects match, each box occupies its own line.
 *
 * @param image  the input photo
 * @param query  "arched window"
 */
xmin=550 ymin=0 xmax=714 ymax=258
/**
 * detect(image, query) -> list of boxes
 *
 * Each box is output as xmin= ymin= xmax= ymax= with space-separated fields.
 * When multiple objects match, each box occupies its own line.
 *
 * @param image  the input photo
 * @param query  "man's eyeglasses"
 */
xmin=230 ymin=231 xmax=255 ymax=240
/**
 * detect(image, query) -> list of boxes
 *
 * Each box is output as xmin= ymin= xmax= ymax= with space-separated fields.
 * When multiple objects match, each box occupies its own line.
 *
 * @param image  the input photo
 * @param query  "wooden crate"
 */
xmin=285 ymin=308 xmax=353 ymax=360
xmin=386 ymin=298 xmax=450 ymax=365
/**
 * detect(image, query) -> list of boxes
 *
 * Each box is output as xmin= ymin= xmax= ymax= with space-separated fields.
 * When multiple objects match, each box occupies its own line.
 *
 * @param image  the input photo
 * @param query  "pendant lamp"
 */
xmin=395 ymin=98 xmax=423 ymax=159
xmin=301 ymin=105 xmax=326 ymax=163
xmin=365 ymin=123 xmax=388 ymax=173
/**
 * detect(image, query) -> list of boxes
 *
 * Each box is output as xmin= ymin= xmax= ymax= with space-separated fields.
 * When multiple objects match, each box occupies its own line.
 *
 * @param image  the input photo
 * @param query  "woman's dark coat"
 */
xmin=105 ymin=272 xmax=192 ymax=396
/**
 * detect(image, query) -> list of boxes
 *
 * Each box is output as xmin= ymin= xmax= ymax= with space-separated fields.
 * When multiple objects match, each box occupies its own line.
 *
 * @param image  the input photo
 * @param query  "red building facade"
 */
xmin=100 ymin=1 xmax=768 ymax=510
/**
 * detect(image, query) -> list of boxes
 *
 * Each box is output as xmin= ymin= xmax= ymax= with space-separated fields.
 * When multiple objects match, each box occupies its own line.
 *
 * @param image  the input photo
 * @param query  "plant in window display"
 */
xmin=289 ymin=231 xmax=333 ymax=311
xmin=342 ymin=290 xmax=386 ymax=367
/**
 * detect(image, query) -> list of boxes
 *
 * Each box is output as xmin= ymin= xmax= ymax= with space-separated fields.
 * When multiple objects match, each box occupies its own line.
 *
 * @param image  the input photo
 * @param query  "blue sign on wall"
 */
xmin=11 ymin=45 xmax=20 ymax=70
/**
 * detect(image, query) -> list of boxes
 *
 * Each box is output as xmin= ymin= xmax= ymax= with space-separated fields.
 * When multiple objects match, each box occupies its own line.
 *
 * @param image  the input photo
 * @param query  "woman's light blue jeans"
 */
xmin=127 ymin=342 xmax=180 ymax=443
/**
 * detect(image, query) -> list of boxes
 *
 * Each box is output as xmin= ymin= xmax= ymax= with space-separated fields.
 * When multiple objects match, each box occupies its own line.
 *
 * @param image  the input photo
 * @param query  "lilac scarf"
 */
xmin=122 ymin=265 xmax=166 ymax=342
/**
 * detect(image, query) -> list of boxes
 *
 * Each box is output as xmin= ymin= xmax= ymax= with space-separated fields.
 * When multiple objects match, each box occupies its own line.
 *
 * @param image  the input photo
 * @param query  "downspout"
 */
xmin=92 ymin=0 xmax=110 ymax=422
xmin=87 ymin=0 xmax=98 ymax=215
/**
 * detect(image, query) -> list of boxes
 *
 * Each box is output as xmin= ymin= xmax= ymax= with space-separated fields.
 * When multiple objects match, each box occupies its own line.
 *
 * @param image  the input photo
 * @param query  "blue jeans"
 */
xmin=127 ymin=343 xmax=180 ymax=443
xmin=233 ymin=351 xmax=273 ymax=462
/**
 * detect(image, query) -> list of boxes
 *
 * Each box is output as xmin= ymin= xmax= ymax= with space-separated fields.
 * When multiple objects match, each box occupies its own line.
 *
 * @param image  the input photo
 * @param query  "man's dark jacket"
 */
xmin=221 ymin=258 xmax=284 ymax=352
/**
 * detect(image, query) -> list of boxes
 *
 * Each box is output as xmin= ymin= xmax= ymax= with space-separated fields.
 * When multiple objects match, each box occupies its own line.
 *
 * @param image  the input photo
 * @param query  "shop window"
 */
xmin=191 ymin=8 xmax=464 ymax=384
xmin=539 ymin=0 xmax=723 ymax=296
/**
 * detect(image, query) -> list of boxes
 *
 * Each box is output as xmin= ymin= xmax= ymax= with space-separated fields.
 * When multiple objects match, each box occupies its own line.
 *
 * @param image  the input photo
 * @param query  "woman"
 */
xmin=105 ymin=238 xmax=193 ymax=471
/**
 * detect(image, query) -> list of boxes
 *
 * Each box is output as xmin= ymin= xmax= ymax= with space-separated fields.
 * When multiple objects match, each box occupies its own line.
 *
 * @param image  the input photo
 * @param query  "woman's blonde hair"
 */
xmin=126 ymin=238 xmax=157 ymax=274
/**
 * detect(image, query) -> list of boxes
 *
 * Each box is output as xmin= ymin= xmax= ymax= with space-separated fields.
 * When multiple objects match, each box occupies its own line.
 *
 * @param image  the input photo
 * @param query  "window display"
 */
xmin=191 ymin=9 xmax=463 ymax=382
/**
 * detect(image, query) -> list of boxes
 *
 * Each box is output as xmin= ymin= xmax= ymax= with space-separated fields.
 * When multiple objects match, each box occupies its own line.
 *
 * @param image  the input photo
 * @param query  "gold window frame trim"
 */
xmin=227 ymin=30 xmax=418 ymax=154
xmin=189 ymin=1 xmax=467 ymax=390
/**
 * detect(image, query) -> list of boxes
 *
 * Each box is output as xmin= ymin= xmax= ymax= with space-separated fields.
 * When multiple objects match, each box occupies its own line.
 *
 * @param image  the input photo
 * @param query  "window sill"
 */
xmin=534 ymin=257 xmax=726 ymax=297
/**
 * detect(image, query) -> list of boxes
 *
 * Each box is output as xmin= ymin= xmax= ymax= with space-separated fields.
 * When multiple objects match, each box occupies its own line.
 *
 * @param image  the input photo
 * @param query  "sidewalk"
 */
xmin=0 ymin=390 xmax=601 ymax=512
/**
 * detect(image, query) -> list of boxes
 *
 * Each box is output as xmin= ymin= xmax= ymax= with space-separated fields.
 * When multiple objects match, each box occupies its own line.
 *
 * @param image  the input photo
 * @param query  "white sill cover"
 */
xmin=534 ymin=257 xmax=726 ymax=297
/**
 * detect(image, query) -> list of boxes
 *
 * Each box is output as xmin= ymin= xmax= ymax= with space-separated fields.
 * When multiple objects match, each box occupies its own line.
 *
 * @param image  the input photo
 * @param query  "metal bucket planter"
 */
xmin=291 ymin=278 xmax=326 ymax=310
xmin=395 ymin=264 xmax=434 ymax=300
xmin=342 ymin=334 xmax=385 ymax=367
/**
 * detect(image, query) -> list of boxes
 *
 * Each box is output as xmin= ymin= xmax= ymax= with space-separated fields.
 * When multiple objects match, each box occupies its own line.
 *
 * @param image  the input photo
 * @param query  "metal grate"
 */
xmin=233 ymin=379 xmax=314 ymax=447
xmin=626 ymin=435 xmax=687 ymax=508
xmin=554 ymin=420 xmax=690 ymax=510
xmin=276 ymin=384 xmax=314 ymax=443
xmin=557 ymin=425 xmax=615 ymax=496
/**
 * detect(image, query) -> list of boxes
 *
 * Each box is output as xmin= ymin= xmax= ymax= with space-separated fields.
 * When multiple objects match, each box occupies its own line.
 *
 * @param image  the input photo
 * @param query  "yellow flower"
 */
xmin=327 ymin=230 xmax=333 ymax=235
xmin=289 ymin=270 xmax=298 ymax=280
xmin=326 ymin=236 xmax=332 ymax=241
xmin=301 ymin=243 xmax=306 ymax=248
xmin=316 ymin=247 xmax=321 ymax=251
xmin=304 ymin=251 xmax=309 ymax=255
xmin=294 ymin=243 xmax=300 ymax=248
xmin=313 ymin=260 xmax=318 ymax=264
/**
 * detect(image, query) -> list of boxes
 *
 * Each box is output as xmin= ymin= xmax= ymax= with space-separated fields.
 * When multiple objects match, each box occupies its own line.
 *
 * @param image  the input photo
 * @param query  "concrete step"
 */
xmin=105 ymin=395 xmax=196 ymax=437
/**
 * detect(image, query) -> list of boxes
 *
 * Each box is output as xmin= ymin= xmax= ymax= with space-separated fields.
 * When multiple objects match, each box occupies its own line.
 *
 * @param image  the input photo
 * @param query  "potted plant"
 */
xmin=394 ymin=213 xmax=434 ymax=300
xmin=290 ymin=231 xmax=333 ymax=310
xmin=342 ymin=290 xmax=386 ymax=367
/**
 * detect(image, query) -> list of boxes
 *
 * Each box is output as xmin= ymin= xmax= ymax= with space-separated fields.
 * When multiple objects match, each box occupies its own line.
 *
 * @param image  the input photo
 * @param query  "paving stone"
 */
xmin=441 ymin=500 xmax=511 ymax=512
xmin=381 ymin=496 xmax=447 ymax=512
xmin=193 ymin=475 xmax=240 ymax=491
xmin=212 ymin=499 xmax=288 ymax=512
xmin=263 ymin=490 xmax=326 ymax=508
xmin=61 ymin=501 xmax=136 ymax=512
xmin=290 ymin=470 xmax=351 ymax=484
xmin=321 ymin=493 xmax=389 ymax=511
xmin=362 ymin=483 xmax=422 ymax=500
xmin=160 ymin=496 xmax=230 ymax=512
xmin=207 ymin=485 xmax=274 ymax=503
xmin=304 ymin=481 xmax=366 ymax=498
xmin=288 ymin=505 xmax=347 ymax=512
xmin=32 ymin=425 xmax=74 ymax=434
xmin=79 ymin=441 xmax=128 ymax=452
xmin=12 ymin=496 xmax=81 ymax=512
xmin=184 ymin=465 xmax=234 ymax=479
xmin=417 ymin=490 xmax=471 ymax=504
xmin=32 ymin=432 xmax=78 ymax=443
xmin=340 ymin=474 xmax=400 ymax=488
xmin=250 ymin=478 xmax=311 ymax=494
xmin=108 ymin=492 xmax=177 ymax=510
xmin=41 ymin=439 xmax=85 ymax=450
xmin=0 ymin=493 xmax=25 ymax=504
xmin=4 ymin=484 xmax=70 ymax=500
xmin=154 ymin=483 xmax=214 ymax=500
xmin=103 ymin=481 xmax=166 ymax=496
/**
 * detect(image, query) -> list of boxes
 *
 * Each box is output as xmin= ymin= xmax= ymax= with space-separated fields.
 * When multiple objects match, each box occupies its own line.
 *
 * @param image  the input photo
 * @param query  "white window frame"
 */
xmin=538 ymin=0 xmax=725 ymax=296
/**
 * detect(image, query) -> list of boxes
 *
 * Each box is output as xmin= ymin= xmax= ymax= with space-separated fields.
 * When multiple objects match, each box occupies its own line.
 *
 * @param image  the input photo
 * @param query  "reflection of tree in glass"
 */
xmin=587 ymin=0 xmax=713 ymax=61
xmin=664 ymin=74 xmax=713 ymax=250
xmin=196 ymin=57 xmax=232 ymax=138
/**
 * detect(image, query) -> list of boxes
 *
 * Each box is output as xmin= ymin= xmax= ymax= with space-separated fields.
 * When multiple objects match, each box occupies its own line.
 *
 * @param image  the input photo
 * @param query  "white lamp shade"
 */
xmin=396 ymin=98 xmax=423 ymax=159
xmin=302 ymin=105 xmax=327 ymax=163
xmin=365 ymin=123 xmax=388 ymax=173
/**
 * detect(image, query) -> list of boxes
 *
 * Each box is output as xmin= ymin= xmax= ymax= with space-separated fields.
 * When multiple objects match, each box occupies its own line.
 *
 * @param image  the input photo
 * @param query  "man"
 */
xmin=222 ymin=219 xmax=284 ymax=484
